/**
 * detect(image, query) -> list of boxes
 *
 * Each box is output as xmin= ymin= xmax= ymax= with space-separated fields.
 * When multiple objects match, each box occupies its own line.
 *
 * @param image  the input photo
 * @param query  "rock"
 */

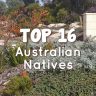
xmin=38 ymin=24 xmax=46 ymax=28
xmin=48 ymin=23 xmax=66 ymax=28
xmin=0 ymin=40 xmax=4 ymax=46
xmin=54 ymin=23 xmax=66 ymax=28
xmin=7 ymin=72 xmax=11 ymax=77
xmin=69 ymin=22 xmax=81 ymax=29
xmin=48 ymin=24 xmax=56 ymax=28
xmin=48 ymin=33 xmax=60 ymax=42
xmin=38 ymin=24 xmax=44 ymax=27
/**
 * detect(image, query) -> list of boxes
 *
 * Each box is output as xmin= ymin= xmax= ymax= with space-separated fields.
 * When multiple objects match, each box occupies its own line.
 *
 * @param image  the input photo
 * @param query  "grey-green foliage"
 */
xmin=78 ymin=41 xmax=96 ymax=70
xmin=29 ymin=39 xmax=96 ymax=71
xmin=57 ymin=40 xmax=96 ymax=70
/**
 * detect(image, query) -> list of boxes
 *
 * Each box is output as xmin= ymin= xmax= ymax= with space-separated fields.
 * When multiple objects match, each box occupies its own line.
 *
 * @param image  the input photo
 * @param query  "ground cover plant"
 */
xmin=26 ymin=69 xmax=96 ymax=96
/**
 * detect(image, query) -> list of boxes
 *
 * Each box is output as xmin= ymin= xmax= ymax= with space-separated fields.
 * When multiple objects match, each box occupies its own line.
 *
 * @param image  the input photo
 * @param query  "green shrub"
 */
xmin=0 ymin=48 xmax=8 ymax=73
xmin=27 ymin=69 xmax=96 ymax=96
xmin=27 ymin=3 xmax=40 ymax=11
xmin=56 ymin=8 xmax=69 ymax=23
xmin=6 ymin=45 xmax=27 ymax=67
xmin=2 ymin=76 xmax=32 ymax=96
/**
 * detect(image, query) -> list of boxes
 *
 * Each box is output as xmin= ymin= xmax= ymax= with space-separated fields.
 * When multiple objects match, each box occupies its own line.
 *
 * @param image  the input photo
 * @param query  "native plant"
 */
xmin=2 ymin=76 xmax=32 ymax=96
xmin=5 ymin=45 xmax=27 ymax=67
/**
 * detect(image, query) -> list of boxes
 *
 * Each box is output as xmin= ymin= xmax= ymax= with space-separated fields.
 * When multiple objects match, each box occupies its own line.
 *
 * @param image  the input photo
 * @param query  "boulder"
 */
xmin=48 ymin=23 xmax=66 ymax=28
xmin=0 ymin=40 xmax=4 ymax=46
xmin=48 ymin=24 xmax=56 ymax=28
xmin=48 ymin=33 xmax=60 ymax=42
xmin=69 ymin=22 xmax=81 ymax=29
xmin=38 ymin=24 xmax=47 ymax=28
xmin=38 ymin=24 xmax=44 ymax=27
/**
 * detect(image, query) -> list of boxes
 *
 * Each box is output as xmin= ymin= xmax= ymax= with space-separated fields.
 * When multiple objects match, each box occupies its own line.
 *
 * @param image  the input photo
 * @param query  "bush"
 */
xmin=5 ymin=45 xmax=27 ymax=67
xmin=0 ymin=48 xmax=7 ymax=72
xmin=56 ymin=8 xmax=69 ymax=23
xmin=2 ymin=76 xmax=32 ymax=96
xmin=26 ymin=69 xmax=96 ymax=96
xmin=27 ymin=3 xmax=41 ymax=11
xmin=42 ymin=13 xmax=55 ymax=25
xmin=65 ymin=13 xmax=79 ymax=24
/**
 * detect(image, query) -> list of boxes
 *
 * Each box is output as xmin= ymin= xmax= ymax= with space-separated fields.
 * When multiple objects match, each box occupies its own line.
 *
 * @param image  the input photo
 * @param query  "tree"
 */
xmin=52 ymin=0 xmax=95 ymax=15
xmin=44 ymin=0 xmax=71 ymax=22
xmin=6 ymin=0 xmax=24 ymax=9
xmin=70 ymin=0 xmax=87 ymax=14
xmin=0 ymin=1 xmax=7 ymax=15
xmin=45 ymin=0 xmax=96 ymax=23
xmin=57 ymin=8 xmax=68 ymax=23
xmin=27 ymin=3 xmax=41 ymax=11
xmin=23 ymin=0 xmax=35 ymax=5
xmin=70 ymin=0 xmax=95 ymax=25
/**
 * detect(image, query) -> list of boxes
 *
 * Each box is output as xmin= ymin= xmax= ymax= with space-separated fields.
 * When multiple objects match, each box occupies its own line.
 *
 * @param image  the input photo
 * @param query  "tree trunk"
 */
xmin=79 ymin=15 xmax=83 ymax=27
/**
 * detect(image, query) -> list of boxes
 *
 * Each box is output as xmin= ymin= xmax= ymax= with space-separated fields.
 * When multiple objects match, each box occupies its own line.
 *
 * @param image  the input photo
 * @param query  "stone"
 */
xmin=69 ymin=22 xmax=81 ymax=29
xmin=48 ymin=23 xmax=66 ymax=28
xmin=0 ymin=40 xmax=4 ymax=46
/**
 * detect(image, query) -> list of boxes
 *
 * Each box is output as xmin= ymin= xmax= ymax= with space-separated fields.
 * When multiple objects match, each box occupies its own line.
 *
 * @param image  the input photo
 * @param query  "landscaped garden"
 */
xmin=0 ymin=0 xmax=96 ymax=96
